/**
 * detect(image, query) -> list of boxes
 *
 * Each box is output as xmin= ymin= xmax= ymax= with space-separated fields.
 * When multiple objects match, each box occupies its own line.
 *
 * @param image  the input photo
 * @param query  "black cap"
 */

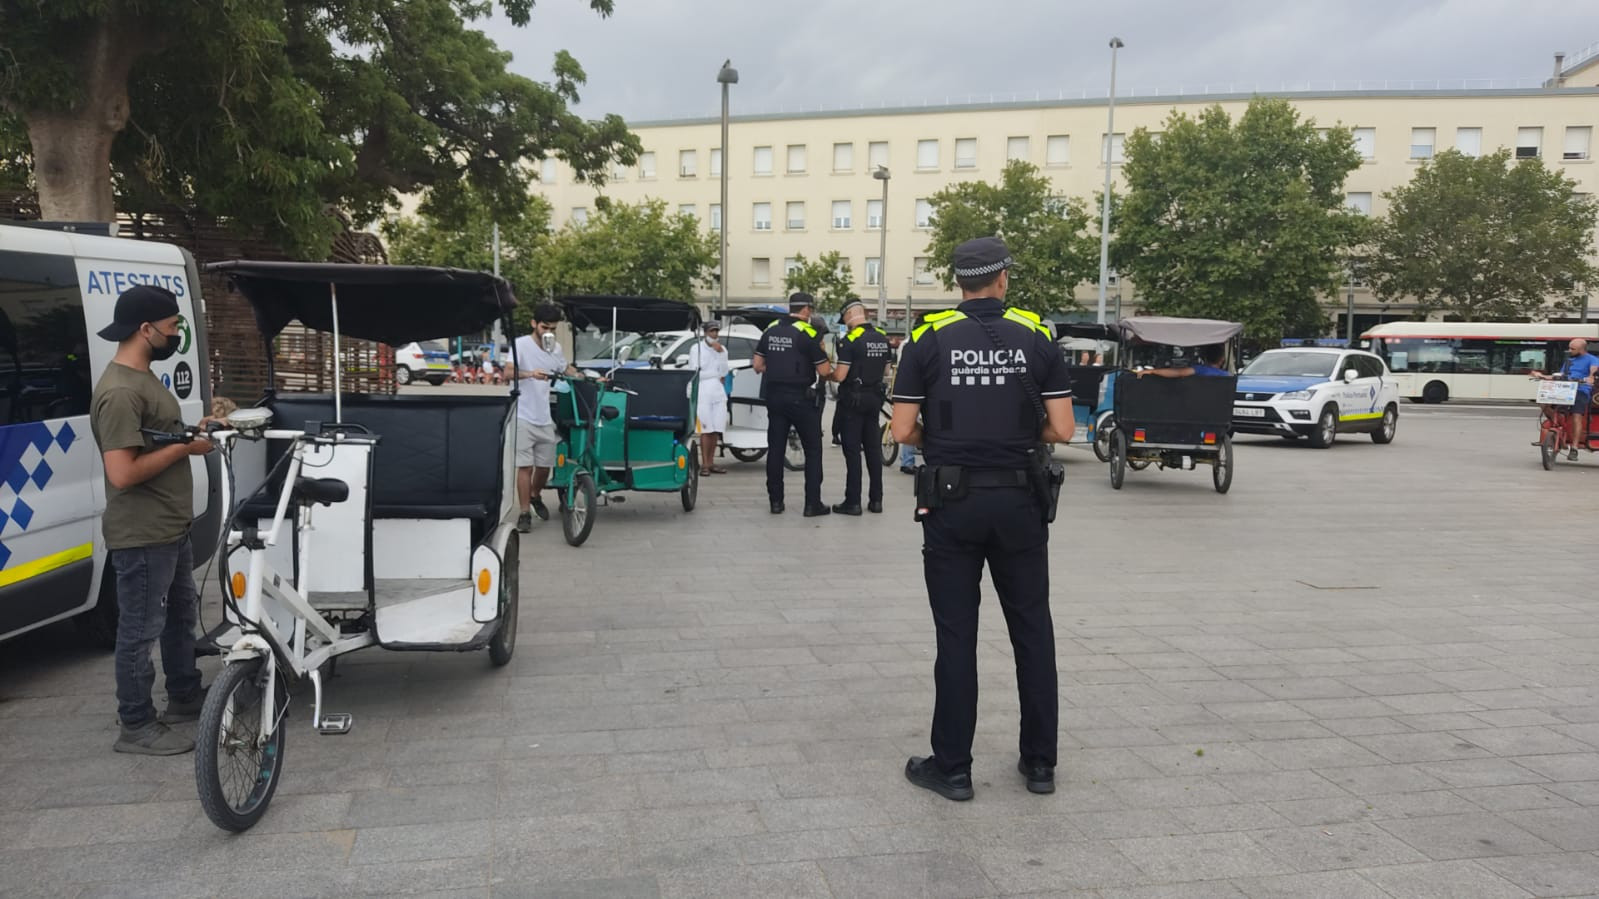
xmin=788 ymin=292 xmax=815 ymax=311
xmin=702 ymin=320 xmax=720 ymax=332
xmin=97 ymin=284 xmax=180 ymax=341
xmin=952 ymin=236 xmax=1013 ymax=279
xmin=838 ymin=299 xmax=866 ymax=317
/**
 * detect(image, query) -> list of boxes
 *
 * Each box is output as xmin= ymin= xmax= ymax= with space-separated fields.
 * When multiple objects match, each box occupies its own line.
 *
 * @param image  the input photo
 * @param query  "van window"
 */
xmin=0 ymin=251 xmax=91 ymax=424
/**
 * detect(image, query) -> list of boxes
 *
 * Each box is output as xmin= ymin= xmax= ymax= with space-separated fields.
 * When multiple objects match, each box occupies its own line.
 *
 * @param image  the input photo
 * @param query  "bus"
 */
xmin=1361 ymin=321 xmax=1599 ymax=403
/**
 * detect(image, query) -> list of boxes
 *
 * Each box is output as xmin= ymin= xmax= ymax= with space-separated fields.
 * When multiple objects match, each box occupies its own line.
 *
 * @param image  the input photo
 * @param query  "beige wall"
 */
xmin=529 ymin=87 xmax=1599 ymax=323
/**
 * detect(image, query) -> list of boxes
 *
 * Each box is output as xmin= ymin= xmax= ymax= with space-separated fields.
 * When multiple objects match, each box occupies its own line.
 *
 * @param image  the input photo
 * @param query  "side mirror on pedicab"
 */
xmin=600 ymin=406 xmax=621 ymax=421
xmin=1343 ymin=368 xmax=1359 ymax=384
xmin=675 ymin=354 xmax=690 ymax=367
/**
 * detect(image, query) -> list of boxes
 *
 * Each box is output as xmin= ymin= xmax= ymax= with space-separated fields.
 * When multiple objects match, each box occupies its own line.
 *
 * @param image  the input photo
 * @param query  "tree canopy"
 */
xmin=1363 ymin=149 xmax=1598 ymax=321
xmin=525 ymin=199 xmax=717 ymax=302
xmin=923 ymin=160 xmax=1098 ymax=314
xmin=0 ymin=1 xmax=639 ymax=257
xmin=382 ymin=188 xmax=553 ymax=306
xmin=1110 ymin=97 xmax=1368 ymax=339
xmin=782 ymin=251 xmax=857 ymax=312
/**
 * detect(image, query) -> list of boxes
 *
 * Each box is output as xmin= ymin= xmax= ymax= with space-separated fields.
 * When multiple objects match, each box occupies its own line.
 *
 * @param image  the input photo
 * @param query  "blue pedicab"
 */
xmin=1054 ymin=322 xmax=1120 ymax=462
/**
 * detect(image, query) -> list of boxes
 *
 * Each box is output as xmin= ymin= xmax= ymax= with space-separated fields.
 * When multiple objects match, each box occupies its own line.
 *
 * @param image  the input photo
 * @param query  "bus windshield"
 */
xmin=1242 ymin=352 xmax=1337 ymax=378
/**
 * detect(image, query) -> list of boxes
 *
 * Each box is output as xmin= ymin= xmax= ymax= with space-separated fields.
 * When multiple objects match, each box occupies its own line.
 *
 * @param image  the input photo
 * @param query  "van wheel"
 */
xmin=73 ymin=567 xmax=119 ymax=650
xmin=1422 ymin=381 xmax=1448 ymax=404
xmin=395 ymin=366 xmax=413 ymax=386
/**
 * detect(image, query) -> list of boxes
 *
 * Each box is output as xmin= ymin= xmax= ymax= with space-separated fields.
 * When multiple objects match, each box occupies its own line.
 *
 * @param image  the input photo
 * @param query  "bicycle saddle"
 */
xmin=292 ymin=477 xmax=349 ymax=506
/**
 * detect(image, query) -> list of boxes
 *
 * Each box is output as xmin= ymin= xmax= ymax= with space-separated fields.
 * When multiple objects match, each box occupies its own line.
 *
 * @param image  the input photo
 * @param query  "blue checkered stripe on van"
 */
xmin=0 ymin=421 xmax=78 ymax=571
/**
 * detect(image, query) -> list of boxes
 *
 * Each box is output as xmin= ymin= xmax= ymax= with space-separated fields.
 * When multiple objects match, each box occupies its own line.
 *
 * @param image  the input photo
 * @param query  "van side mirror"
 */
xmin=1343 ymin=368 xmax=1359 ymax=383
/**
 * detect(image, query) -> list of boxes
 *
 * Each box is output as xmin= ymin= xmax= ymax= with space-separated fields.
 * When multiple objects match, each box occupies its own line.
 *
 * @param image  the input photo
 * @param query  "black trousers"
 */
xmin=765 ymin=386 xmax=823 ymax=506
xmin=921 ymin=485 xmax=1056 ymax=775
xmin=837 ymin=399 xmax=883 ymax=506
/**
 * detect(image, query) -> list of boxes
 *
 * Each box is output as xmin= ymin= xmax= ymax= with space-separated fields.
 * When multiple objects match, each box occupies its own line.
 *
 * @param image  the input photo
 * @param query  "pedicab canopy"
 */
xmin=709 ymin=305 xmax=831 ymax=335
xmin=1117 ymin=316 xmax=1244 ymax=347
xmin=207 ymin=261 xmax=517 ymax=345
xmin=558 ymin=295 xmax=701 ymax=334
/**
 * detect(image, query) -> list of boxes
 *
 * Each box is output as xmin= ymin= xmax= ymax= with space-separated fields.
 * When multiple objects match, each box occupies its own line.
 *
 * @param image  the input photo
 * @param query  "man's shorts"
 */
xmin=517 ymin=419 xmax=558 ymax=468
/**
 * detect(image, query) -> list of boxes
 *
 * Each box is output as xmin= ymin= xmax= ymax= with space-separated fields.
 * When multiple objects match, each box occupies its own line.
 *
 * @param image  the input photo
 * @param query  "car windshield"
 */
xmin=420 ymin=340 xmax=448 ymax=353
xmin=1243 ymin=352 xmax=1337 ymax=378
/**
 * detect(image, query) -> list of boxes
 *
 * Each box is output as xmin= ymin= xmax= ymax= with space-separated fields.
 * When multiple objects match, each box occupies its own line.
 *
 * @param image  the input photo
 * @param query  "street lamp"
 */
xmin=1095 ymin=37 xmax=1124 ymax=325
xmin=717 ymin=60 xmax=738 ymax=309
xmin=873 ymin=165 xmax=890 ymax=323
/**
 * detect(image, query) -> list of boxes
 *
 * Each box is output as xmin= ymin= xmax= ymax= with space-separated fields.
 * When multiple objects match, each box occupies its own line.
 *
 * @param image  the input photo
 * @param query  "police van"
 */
xmin=0 ymin=223 xmax=221 ymax=645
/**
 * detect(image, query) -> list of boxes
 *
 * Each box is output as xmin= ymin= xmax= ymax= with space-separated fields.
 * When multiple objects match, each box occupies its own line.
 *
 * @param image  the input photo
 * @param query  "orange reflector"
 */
xmin=557 ymin=453 xmax=565 ymax=467
xmin=678 ymin=455 xmax=686 ymax=469
xmin=230 ymin=572 xmax=246 ymax=598
xmin=1133 ymin=429 xmax=1146 ymax=442
xmin=1203 ymin=432 xmax=1217 ymax=444
xmin=477 ymin=568 xmax=492 ymax=595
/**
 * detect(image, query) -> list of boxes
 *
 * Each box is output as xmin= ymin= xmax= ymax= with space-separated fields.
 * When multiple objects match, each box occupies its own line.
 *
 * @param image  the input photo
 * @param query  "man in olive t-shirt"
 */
xmin=89 ymin=285 xmax=214 ymax=756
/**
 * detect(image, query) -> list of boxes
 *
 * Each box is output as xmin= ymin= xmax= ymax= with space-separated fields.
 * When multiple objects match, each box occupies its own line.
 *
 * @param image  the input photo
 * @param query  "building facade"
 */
xmin=530 ymin=50 xmax=1599 ymax=332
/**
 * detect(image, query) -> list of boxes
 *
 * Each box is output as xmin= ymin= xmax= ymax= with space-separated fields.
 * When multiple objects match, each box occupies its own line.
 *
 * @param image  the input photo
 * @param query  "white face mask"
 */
xmin=540 ymin=332 xmax=557 ymax=352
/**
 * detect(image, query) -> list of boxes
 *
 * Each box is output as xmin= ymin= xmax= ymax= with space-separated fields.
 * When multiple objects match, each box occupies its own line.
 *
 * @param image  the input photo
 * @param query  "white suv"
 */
xmin=394 ymin=340 xmax=451 ymax=386
xmin=1231 ymin=347 xmax=1400 ymax=447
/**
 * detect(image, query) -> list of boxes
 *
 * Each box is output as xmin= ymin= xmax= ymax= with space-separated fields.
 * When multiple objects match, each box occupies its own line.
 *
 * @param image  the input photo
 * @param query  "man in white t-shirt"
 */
xmin=512 ymin=304 xmax=586 ymax=531
xmin=685 ymin=321 xmax=731 ymax=475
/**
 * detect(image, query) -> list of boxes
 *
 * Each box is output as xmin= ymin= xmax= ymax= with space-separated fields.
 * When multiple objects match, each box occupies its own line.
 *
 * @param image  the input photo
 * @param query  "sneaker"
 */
xmin=1570 ymin=448 xmax=1580 ymax=461
xmin=113 ymin=720 xmax=194 ymax=756
xmin=900 ymin=465 xmax=916 ymax=475
xmin=160 ymin=685 xmax=209 ymax=724
xmin=516 ymin=511 xmax=533 ymax=533
xmin=904 ymin=756 xmax=973 ymax=801
xmin=532 ymin=498 xmax=550 ymax=521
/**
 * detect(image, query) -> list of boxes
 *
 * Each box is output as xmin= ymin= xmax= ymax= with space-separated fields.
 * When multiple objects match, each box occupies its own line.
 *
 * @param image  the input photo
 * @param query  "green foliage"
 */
xmin=0 ymin=109 xmax=29 ymax=191
xmin=0 ymin=1 xmax=638 ymax=256
xmin=1110 ymin=97 xmax=1368 ymax=339
xmin=782 ymin=251 xmax=857 ymax=312
xmin=1365 ymin=149 xmax=1599 ymax=321
xmin=923 ymin=160 xmax=1098 ymax=314
xmin=382 ymin=188 xmax=552 ymax=305
xmin=526 ymin=199 xmax=717 ymax=302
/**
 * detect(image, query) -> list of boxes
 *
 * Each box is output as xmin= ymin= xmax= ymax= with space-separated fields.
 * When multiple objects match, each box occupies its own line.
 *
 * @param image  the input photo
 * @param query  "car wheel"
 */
xmin=1306 ymin=406 xmax=1337 ymax=449
xmin=395 ymin=366 xmax=412 ymax=386
xmin=1422 ymin=381 xmax=1448 ymax=404
xmin=1371 ymin=404 xmax=1398 ymax=444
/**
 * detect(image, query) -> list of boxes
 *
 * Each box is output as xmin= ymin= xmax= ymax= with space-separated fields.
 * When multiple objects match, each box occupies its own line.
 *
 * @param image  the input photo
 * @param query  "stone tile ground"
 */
xmin=2 ymin=406 xmax=1596 ymax=897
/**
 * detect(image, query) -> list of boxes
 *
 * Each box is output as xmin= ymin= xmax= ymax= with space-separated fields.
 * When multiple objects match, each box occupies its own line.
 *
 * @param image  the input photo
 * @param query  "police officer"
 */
xmin=830 ymin=299 xmax=892 ymax=515
xmin=753 ymin=292 xmax=833 ymax=515
xmin=889 ymin=236 xmax=1076 ymax=801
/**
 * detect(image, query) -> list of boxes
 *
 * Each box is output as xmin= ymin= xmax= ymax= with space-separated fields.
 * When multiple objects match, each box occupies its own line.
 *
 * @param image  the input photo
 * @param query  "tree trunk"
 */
xmin=23 ymin=18 xmax=142 ymax=223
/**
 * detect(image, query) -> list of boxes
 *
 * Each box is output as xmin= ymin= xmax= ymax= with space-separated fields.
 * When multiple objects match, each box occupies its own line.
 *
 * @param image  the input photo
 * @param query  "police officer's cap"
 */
xmin=788 ymin=292 xmax=815 ymax=311
xmin=952 ymin=236 xmax=1013 ymax=279
xmin=838 ymin=299 xmax=866 ymax=318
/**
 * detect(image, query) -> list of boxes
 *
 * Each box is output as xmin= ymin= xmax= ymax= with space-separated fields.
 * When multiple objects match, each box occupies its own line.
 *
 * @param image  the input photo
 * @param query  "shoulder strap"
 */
xmin=971 ymin=313 xmax=1047 ymax=432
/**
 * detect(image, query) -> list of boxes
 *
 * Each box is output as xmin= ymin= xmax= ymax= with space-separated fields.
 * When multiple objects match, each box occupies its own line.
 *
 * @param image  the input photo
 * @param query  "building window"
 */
xmin=678 ymin=149 xmax=697 ymax=177
xmin=678 ymin=203 xmax=697 ymax=219
xmin=752 ymin=202 xmax=772 ymax=231
xmin=785 ymin=201 xmax=805 ymax=230
xmin=831 ymin=200 xmax=851 ymax=230
xmin=709 ymin=204 xmax=722 ymax=232
xmin=833 ymin=142 xmax=853 ymax=172
xmin=611 ymin=162 xmax=628 ymax=182
xmin=1409 ymin=128 xmax=1435 ymax=160
xmin=914 ymin=198 xmax=932 ymax=229
xmin=865 ymin=257 xmax=882 ymax=286
xmin=539 ymin=157 xmax=557 ymax=183
xmin=913 ymin=256 xmax=934 ymax=285
xmin=786 ymin=144 xmax=806 ymax=174
xmin=1007 ymin=136 xmax=1030 ymax=161
xmin=1352 ymin=128 xmax=1375 ymax=160
xmin=868 ymin=141 xmax=889 ymax=170
xmin=752 ymin=257 xmax=771 ymax=285
xmin=1346 ymin=192 xmax=1373 ymax=216
xmin=638 ymin=152 xmax=656 ymax=179
xmin=1516 ymin=127 xmax=1543 ymax=159
xmin=954 ymin=138 xmax=977 ymax=169
xmin=1045 ymin=134 xmax=1070 ymax=166
xmin=784 ymin=257 xmax=802 ymax=279
xmin=1455 ymin=127 xmax=1482 ymax=157
xmin=754 ymin=145 xmax=773 ymax=175
xmin=710 ymin=148 xmax=722 ymax=176
xmin=866 ymin=198 xmax=883 ymax=230
xmin=571 ymin=207 xmax=588 ymax=225
xmin=1564 ymin=126 xmax=1592 ymax=161
xmin=916 ymin=139 xmax=939 ymax=170
xmin=1101 ymin=133 xmax=1125 ymax=165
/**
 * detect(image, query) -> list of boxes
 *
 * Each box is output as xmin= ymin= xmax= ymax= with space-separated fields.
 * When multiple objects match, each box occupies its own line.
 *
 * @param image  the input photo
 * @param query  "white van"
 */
xmin=0 ymin=223 xmax=221 ymax=645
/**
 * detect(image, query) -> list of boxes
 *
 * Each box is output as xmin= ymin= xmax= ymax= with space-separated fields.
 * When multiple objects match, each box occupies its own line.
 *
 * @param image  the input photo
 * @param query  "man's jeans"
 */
xmin=112 ymin=535 xmax=201 ymax=727
xmin=900 ymin=444 xmax=917 ymax=468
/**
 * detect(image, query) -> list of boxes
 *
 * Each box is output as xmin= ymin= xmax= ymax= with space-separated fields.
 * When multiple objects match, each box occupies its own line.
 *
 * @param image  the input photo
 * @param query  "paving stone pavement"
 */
xmin=2 ymin=407 xmax=1597 ymax=897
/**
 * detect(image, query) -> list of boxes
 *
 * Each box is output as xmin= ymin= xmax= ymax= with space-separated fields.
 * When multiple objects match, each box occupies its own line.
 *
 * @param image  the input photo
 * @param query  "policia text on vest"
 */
xmin=752 ymin=292 xmax=833 ymax=516
xmin=889 ymin=235 xmax=1076 ymax=802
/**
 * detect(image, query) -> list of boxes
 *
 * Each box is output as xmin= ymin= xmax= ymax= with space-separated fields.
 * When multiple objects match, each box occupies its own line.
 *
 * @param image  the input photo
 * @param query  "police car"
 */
xmin=1231 ymin=347 xmax=1400 ymax=447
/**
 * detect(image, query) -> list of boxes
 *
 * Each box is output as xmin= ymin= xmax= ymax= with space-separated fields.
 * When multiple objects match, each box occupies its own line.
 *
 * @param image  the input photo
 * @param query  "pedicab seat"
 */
xmin=292 ymin=477 xmax=349 ymax=506
xmin=552 ymin=378 xmax=602 ymax=436
xmin=608 ymin=369 xmax=696 ymax=436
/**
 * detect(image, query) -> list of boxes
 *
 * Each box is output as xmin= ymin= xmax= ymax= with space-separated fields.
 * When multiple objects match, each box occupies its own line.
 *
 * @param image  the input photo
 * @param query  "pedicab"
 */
xmin=1105 ymin=316 xmax=1243 ymax=494
xmin=1053 ymin=322 xmax=1120 ymax=461
xmin=547 ymin=295 xmax=701 ymax=546
xmin=191 ymin=262 xmax=524 ymax=832
xmin=1532 ymin=375 xmax=1599 ymax=470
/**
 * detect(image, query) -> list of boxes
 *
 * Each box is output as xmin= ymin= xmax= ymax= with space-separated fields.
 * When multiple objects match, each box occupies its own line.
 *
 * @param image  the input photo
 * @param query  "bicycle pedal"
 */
xmin=317 ymin=713 xmax=353 ymax=735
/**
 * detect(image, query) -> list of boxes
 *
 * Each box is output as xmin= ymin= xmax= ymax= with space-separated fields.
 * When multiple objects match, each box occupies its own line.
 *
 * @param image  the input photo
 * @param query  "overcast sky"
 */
xmin=481 ymin=0 xmax=1597 ymax=121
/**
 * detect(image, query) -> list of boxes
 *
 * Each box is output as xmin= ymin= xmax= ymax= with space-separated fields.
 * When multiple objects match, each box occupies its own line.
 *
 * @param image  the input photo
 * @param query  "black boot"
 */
xmin=905 ymin=756 xmax=973 ymax=801
xmin=867 ymin=500 xmax=883 ymax=514
xmin=770 ymin=500 xmax=785 ymax=514
xmin=1017 ymin=758 xmax=1055 ymax=794
xmin=831 ymin=502 xmax=862 ymax=516
xmin=802 ymin=503 xmax=831 ymax=517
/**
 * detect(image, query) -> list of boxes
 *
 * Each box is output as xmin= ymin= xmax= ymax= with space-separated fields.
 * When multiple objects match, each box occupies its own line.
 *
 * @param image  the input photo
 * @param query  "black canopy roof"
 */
xmin=558 ymin=295 xmax=700 ymax=334
xmin=207 ymin=261 xmax=516 ymax=345
xmin=709 ymin=306 xmax=831 ymax=335
xmin=1118 ymin=316 xmax=1244 ymax=346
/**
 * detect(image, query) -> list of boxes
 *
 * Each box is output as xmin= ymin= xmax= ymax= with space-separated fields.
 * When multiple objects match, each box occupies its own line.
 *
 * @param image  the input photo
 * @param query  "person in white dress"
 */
xmin=685 ymin=321 xmax=731 ymax=475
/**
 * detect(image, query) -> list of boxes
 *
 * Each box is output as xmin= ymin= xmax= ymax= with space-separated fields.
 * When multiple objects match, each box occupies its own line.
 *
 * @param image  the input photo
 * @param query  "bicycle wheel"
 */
xmin=880 ymin=420 xmax=898 ymax=467
xmin=195 ymin=657 xmax=287 ymax=832
xmin=1542 ymin=432 xmax=1559 ymax=471
xmin=562 ymin=472 xmax=597 ymax=546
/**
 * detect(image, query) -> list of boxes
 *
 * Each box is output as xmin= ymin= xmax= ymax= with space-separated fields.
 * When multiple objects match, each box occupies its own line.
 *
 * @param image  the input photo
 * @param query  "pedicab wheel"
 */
xmin=783 ymin=428 xmax=804 ymax=472
xmin=1092 ymin=413 xmax=1115 ymax=463
xmin=562 ymin=473 xmax=597 ymax=546
xmin=195 ymin=658 xmax=287 ymax=833
xmin=1213 ymin=435 xmax=1234 ymax=494
xmin=489 ymin=532 xmax=520 ymax=667
xmin=1109 ymin=429 xmax=1127 ymax=490
xmin=1541 ymin=432 xmax=1559 ymax=471
xmin=682 ymin=445 xmax=699 ymax=512
xmin=728 ymin=447 xmax=766 ymax=463
xmin=880 ymin=421 xmax=898 ymax=467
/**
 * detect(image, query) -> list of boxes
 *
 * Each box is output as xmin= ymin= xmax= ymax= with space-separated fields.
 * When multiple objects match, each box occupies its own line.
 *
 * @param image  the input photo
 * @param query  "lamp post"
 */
xmin=1095 ymin=37 xmax=1124 ymax=325
xmin=717 ymin=60 xmax=738 ymax=309
xmin=873 ymin=165 xmax=890 ymax=323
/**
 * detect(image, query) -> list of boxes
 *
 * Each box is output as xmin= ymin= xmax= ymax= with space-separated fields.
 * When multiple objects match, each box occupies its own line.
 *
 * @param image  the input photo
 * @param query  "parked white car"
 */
xmin=393 ymin=339 xmax=451 ymax=386
xmin=1231 ymin=347 xmax=1400 ymax=447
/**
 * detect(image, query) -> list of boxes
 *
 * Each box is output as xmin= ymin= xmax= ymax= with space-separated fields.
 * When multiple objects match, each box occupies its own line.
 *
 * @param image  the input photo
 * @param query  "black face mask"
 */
xmin=145 ymin=330 xmax=178 ymax=362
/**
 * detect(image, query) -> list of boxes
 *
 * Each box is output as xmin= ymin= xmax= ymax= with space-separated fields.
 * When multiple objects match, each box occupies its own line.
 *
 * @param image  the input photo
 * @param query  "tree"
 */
xmin=382 ymin=188 xmax=553 ymax=305
xmin=923 ymin=160 xmax=1098 ymax=315
xmin=526 ymin=199 xmax=717 ymax=302
xmin=0 ymin=1 xmax=639 ymax=256
xmin=1364 ymin=149 xmax=1598 ymax=321
xmin=782 ymin=251 xmax=857 ymax=312
xmin=1110 ymin=97 xmax=1368 ymax=339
